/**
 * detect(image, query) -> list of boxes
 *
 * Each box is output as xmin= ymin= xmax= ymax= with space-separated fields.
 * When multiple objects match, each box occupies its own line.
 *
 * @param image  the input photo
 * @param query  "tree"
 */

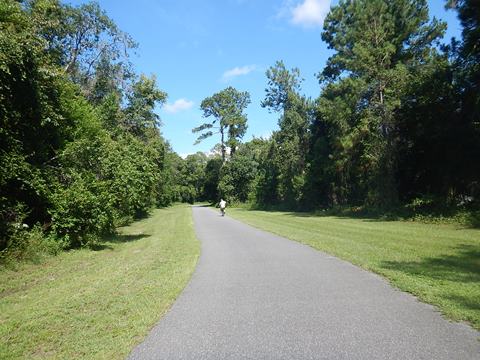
xmin=123 ymin=74 xmax=167 ymax=139
xmin=203 ymin=157 xmax=223 ymax=202
xmin=318 ymin=0 xmax=446 ymax=207
xmin=254 ymin=146 xmax=278 ymax=205
xmin=0 ymin=0 xmax=176 ymax=254
xmin=262 ymin=60 xmax=302 ymax=113
xmin=218 ymin=144 xmax=258 ymax=202
xmin=447 ymin=0 xmax=480 ymax=99
xmin=25 ymin=0 xmax=136 ymax=77
xmin=183 ymin=152 xmax=208 ymax=203
xmin=193 ymin=87 xmax=250 ymax=162
xmin=261 ymin=61 xmax=311 ymax=207
xmin=447 ymin=0 xmax=480 ymax=133
xmin=0 ymin=0 xmax=67 ymax=248
xmin=439 ymin=0 xmax=480 ymax=201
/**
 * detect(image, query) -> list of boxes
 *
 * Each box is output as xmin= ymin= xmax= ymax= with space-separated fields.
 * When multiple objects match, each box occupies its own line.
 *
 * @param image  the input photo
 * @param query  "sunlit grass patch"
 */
xmin=228 ymin=207 xmax=480 ymax=330
xmin=0 ymin=204 xmax=199 ymax=359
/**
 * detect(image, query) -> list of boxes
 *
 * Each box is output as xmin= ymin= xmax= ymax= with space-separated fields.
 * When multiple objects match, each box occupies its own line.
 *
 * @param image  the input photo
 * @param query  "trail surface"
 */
xmin=129 ymin=206 xmax=479 ymax=359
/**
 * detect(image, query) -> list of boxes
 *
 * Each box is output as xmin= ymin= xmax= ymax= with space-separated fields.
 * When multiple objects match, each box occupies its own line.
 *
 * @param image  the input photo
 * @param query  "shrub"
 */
xmin=49 ymin=173 xmax=115 ymax=248
xmin=0 ymin=225 xmax=64 ymax=266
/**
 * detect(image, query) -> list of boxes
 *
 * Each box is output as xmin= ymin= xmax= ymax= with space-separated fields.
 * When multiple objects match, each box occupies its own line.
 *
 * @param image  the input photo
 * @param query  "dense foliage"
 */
xmin=307 ymin=0 xmax=479 ymax=211
xmin=0 ymin=0 xmax=179 ymax=255
xmin=193 ymin=0 xmax=479 ymax=221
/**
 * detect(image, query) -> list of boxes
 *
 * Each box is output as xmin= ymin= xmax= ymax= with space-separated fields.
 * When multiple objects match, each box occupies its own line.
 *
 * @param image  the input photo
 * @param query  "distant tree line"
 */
xmin=187 ymin=0 xmax=479 ymax=221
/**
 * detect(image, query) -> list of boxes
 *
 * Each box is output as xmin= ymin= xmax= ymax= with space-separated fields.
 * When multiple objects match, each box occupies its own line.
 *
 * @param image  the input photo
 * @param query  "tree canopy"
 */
xmin=0 ymin=0 xmax=175 ymax=253
xmin=193 ymin=86 xmax=250 ymax=161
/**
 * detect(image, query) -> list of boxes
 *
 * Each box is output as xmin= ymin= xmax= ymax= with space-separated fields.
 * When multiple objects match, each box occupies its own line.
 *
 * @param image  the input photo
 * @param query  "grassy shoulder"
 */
xmin=0 ymin=204 xmax=199 ymax=359
xmin=227 ymin=207 xmax=480 ymax=330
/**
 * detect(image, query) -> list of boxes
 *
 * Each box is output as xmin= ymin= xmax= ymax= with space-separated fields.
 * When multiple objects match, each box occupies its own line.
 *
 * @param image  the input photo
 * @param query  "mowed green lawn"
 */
xmin=0 ymin=204 xmax=199 ymax=359
xmin=228 ymin=208 xmax=480 ymax=330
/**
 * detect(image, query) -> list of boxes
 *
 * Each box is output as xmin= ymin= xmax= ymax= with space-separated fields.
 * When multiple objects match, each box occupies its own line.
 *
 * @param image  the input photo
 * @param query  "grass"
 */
xmin=227 ymin=207 xmax=480 ymax=330
xmin=0 ymin=204 xmax=199 ymax=359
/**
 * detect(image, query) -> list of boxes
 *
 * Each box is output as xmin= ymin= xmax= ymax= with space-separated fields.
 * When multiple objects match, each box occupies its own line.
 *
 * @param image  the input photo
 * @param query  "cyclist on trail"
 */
xmin=219 ymin=199 xmax=226 ymax=216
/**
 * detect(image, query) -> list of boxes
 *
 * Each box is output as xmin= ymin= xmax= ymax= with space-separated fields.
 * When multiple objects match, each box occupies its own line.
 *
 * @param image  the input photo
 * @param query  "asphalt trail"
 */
xmin=128 ymin=206 xmax=479 ymax=359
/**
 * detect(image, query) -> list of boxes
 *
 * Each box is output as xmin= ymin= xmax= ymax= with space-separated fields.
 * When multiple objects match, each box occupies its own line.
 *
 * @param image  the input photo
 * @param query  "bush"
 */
xmin=49 ymin=173 xmax=115 ymax=248
xmin=467 ymin=210 xmax=480 ymax=228
xmin=0 ymin=225 xmax=65 ymax=267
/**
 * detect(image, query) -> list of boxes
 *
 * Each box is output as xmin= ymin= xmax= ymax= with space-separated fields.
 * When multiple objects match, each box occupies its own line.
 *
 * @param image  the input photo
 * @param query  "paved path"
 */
xmin=129 ymin=206 xmax=479 ymax=359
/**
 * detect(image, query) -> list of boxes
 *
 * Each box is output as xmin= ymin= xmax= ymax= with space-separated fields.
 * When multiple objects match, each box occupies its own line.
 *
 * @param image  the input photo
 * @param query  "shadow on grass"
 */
xmin=445 ymin=294 xmax=480 ymax=313
xmin=244 ymin=206 xmax=402 ymax=222
xmin=89 ymin=243 xmax=113 ymax=251
xmin=90 ymin=233 xmax=151 ymax=251
xmin=381 ymin=244 xmax=480 ymax=286
xmin=109 ymin=233 xmax=151 ymax=243
xmin=243 ymin=203 xmax=403 ymax=221
xmin=241 ymin=204 xmax=480 ymax=228
xmin=380 ymin=245 xmax=480 ymax=321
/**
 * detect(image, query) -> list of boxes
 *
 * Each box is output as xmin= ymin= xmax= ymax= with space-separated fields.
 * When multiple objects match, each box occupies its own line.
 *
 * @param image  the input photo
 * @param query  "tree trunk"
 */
xmin=220 ymin=126 xmax=226 ymax=162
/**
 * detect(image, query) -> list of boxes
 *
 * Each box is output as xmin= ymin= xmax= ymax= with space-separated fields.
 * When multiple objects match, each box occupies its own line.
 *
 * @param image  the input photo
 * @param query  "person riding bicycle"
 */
xmin=219 ymin=199 xmax=226 ymax=216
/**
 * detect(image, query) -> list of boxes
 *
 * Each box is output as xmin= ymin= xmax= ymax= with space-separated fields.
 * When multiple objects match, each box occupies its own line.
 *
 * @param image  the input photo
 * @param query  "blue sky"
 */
xmin=70 ymin=0 xmax=462 ymax=157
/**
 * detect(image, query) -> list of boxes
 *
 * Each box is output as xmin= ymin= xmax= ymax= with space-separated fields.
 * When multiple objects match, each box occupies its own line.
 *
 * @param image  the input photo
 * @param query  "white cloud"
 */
xmin=222 ymin=65 xmax=256 ymax=81
xmin=280 ymin=0 xmax=330 ymax=28
xmin=164 ymin=98 xmax=194 ymax=113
